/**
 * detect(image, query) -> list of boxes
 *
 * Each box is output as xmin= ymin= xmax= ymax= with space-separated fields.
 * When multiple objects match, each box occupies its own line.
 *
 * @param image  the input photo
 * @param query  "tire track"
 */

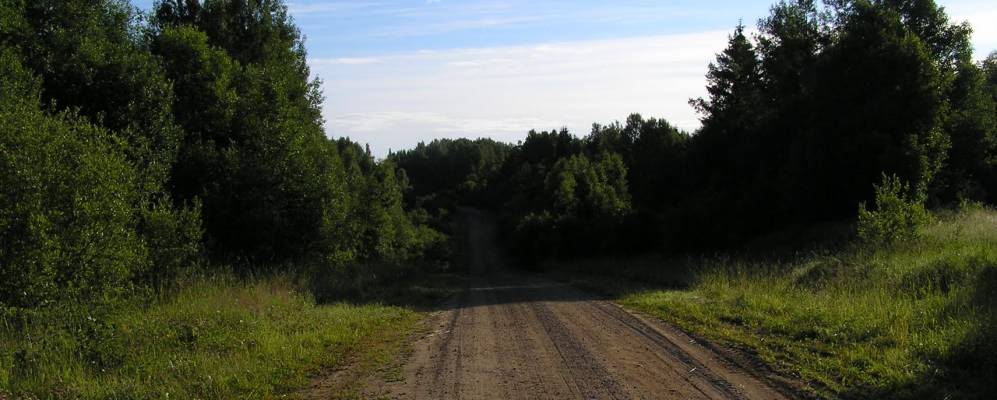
xmin=529 ymin=299 xmax=631 ymax=400
xmin=585 ymin=300 xmax=742 ymax=398
xmin=371 ymin=209 xmax=795 ymax=400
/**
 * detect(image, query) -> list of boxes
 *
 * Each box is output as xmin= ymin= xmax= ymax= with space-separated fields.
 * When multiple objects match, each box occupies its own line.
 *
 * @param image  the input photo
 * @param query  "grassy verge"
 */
xmin=0 ymin=274 xmax=424 ymax=399
xmin=562 ymin=207 xmax=997 ymax=399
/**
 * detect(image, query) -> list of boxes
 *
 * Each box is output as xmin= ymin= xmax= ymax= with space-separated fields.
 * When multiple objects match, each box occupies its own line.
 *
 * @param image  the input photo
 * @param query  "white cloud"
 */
xmin=289 ymin=2 xmax=708 ymax=42
xmin=362 ymin=15 xmax=548 ymax=38
xmin=310 ymin=31 xmax=730 ymax=156
xmin=312 ymin=57 xmax=383 ymax=65
xmin=287 ymin=1 xmax=385 ymax=15
xmin=941 ymin=0 xmax=997 ymax=58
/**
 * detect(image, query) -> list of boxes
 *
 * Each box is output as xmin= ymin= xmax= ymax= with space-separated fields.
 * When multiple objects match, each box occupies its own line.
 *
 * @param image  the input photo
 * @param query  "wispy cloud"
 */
xmin=288 ymin=0 xmax=995 ymax=156
xmin=310 ymin=31 xmax=731 ymax=155
xmin=286 ymin=1 xmax=387 ymax=15
xmin=312 ymin=57 xmax=383 ymax=65
xmin=289 ymin=1 xmax=704 ymax=42
xmin=366 ymin=15 xmax=547 ymax=38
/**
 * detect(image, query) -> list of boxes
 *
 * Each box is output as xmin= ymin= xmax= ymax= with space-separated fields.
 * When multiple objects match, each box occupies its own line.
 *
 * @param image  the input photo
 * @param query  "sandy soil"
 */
xmin=365 ymin=211 xmax=797 ymax=400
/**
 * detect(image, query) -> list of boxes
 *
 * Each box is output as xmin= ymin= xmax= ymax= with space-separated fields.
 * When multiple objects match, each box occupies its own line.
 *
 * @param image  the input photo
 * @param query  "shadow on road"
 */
xmin=432 ymin=208 xmax=614 ymax=309
xmin=308 ymin=207 xmax=602 ymax=311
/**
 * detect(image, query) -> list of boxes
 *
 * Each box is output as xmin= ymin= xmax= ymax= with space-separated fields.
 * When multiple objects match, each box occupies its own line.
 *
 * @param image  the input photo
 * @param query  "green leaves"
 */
xmin=545 ymin=153 xmax=631 ymax=220
xmin=0 ymin=52 xmax=145 ymax=307
xmin=148 ymin=1 xmax=441 ymax=266
xmin=858 ymin=174 xmax=931 ymax=246
xmin=1 ymin=0 xmax=443 ymax=310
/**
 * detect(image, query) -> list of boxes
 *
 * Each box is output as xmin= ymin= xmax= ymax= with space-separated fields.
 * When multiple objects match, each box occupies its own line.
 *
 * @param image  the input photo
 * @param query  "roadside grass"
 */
xmin=564 ymin=207 xmax=997 ymax=399
xmin=0 ymin=274 xmax=423 ymax=399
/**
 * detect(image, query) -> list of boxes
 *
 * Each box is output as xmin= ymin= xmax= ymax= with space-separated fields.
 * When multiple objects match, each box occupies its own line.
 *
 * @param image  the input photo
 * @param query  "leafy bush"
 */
xmin=858 ymin=174 xmax=931 ymax=246
xmin=545 ymin=152 xmax=631 ymax=219
xmin=0 ymin=53 xmax=146 ymax=307
xmin=138 ymin=198 xmax=204 ymax=285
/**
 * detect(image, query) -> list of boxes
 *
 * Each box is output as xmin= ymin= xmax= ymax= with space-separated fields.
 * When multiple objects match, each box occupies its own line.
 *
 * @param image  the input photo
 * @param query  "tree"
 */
xmin=12 ymin=0 xmax=181 ymax=192
xmin=0 ymin=0 xmax=440 ymax=310
xmin=791 ymin=1 xmax=948 ymax=220
xmin=757 ymin=0 xmax=827 ymax=104
xmin=685 ymin=23 xmax=770 ymax=242
xmin=689 ymin=23 xmax=765 ymax=197
xmin=545 ymin=153 xmax=631 ymax=220
xmin=692 ymin=23 xmax=765 ymax=136
xmin=1 ymin=0 xmax=202 ymax=294
xmin=151 ymin=0 xmax=362 ymax=263
xmin=937 ymin=59 xmax=997 ymax=202
xmin=587 ymin=114 xmax=690 ymax=212
xmin=984 ymin=52 xmax=997 ymax=100
xmin=390 ymin=138 xmax=513 ymax=211
xmin=0 ymin=49 xmax=147 ymax=307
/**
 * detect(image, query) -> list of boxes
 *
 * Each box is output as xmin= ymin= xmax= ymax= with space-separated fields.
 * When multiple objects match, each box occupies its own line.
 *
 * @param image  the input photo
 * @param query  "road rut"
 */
xmin=369 ymin=211 xmax=793 ymax=400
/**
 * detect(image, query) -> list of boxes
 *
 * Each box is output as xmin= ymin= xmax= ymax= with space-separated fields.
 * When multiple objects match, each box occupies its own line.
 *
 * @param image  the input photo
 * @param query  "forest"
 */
xmin=1 ymin=0 xmax=448 ymax=308
xmin=393 ymin=1 xmax=997 ymax=263
xmin=2 ymin=0 xmax=996 ymax=398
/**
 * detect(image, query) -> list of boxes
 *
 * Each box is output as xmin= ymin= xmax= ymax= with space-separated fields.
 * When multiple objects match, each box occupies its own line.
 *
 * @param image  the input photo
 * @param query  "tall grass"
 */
xmin=0 ymin=274 xmax=420 ymax=399
xmin=611 ymin=207 xmax=996 ymax=398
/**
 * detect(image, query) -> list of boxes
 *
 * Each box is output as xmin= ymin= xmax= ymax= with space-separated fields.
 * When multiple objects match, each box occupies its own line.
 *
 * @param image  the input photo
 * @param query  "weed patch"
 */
xmin=575 ymin=208 xmax=997 ymax=399
xmin=0 ymin=275 xmax=420 ymax=399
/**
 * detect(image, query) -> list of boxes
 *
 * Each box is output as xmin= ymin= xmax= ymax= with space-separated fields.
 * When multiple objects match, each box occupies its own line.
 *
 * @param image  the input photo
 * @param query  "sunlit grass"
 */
xmin=0 ymin=274 xmax=420 ymax=399
xmin=602 ymin=208 xmax=995 ymax=398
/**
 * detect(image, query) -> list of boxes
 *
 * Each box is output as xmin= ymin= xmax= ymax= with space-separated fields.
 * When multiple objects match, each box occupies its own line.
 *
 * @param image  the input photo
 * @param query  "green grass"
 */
xmin=569 ymin=207 xmax=997 ymax=399
xmin=0 ymin=274 xmax=422 ymax=399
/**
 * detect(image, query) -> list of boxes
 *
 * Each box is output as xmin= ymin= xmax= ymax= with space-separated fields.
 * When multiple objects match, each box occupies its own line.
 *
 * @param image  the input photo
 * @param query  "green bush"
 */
xmin=858 ymin=174 xmax=931 ymax=246
xmin=0 ymin=50 xmax=145 ymax=308
xmin=138 ymin=197 xmax=204 ymax=285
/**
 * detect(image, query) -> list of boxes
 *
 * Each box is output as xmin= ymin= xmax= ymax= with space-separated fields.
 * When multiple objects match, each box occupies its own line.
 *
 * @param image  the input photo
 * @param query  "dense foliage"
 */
xmin=857 ymin=174 xmax=932 ymax=245
xmin=1 ymin=0 xmax=995 ymax=397
xmin=0 ymin=0 xmax=441 ymax=310
xmin=0 ymin=50 xmax=151 ymax=308
xmin=395 ymin=0 xmax=997 ymax=265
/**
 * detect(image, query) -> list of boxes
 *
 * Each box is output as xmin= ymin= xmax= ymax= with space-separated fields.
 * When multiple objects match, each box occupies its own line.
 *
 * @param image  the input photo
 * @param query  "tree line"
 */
xmin=393 ymin=0 xmax=997 ymax=265
xmin=3 ymin=0 xmax=996 ymax=309
xmin=0 ymin=0 xmax=443 ymax=310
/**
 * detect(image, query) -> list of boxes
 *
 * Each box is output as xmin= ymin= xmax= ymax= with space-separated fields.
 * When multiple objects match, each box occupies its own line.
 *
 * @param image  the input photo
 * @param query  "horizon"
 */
xmin=132 ymin=0 xmax=997 ymax=157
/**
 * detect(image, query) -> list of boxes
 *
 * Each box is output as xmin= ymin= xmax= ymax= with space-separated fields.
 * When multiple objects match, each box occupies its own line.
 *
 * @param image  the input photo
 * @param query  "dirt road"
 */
xmin=369 ymin=211 xmax=794 ymax=399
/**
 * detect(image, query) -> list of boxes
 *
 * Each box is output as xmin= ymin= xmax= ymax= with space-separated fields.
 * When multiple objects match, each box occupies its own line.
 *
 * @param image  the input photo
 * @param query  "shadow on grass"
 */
xmin=304 ymin=208 xmax=632 ymax=312
xmin=544 ymin=254 xmax=699 ymax=299
xmin=306 ymin=263 xmax=470 ymax=311
xmin=831 ymin=264 xmax=997 ymax=400
xmin=552 ymin=255 xmax=997 ymax=400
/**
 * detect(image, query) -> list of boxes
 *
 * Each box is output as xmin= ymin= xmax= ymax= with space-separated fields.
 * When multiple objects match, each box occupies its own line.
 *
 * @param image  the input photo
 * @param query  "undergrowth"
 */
xmin=0 ymin=274 xmax=420 ymax=399
xmin=570 ymin=207 xmax=997 ymax=399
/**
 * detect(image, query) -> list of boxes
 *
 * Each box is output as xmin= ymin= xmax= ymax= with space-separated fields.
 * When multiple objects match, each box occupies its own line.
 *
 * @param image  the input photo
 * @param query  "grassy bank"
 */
xmin=568 ymin=207 xmax=997 ymax=399
xmin=0 ymin=275 xmax=422 ymax=399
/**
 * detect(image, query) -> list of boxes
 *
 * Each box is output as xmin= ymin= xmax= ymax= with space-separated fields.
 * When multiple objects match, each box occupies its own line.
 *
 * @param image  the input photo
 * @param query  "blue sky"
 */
xmin=132 ymin=0 xmax=996 ymax=156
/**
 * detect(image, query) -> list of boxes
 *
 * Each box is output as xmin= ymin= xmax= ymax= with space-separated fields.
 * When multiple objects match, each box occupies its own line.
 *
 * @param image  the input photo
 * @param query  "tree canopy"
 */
xmin=0 ymin=0 xmax=442 ymax=308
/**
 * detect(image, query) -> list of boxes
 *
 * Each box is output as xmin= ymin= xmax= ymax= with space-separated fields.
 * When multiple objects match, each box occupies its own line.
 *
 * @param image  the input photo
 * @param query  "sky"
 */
xmin=132 ymin=0 xmax=997 ymax=156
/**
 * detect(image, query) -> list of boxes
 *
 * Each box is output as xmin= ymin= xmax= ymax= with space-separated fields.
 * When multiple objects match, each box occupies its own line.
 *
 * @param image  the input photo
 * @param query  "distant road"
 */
xmin=371 ymin=209 xmax=794 ymax=399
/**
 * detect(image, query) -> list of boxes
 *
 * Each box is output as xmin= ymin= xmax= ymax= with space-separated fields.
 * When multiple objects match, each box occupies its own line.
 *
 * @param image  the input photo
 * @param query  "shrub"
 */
xmin=0 ymin=50 xmax=145 ymax=308
xmin=138 ymin=197 xmax=204 ymax=285
xmin=857 ymin=173 xmax=931 ymax=245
